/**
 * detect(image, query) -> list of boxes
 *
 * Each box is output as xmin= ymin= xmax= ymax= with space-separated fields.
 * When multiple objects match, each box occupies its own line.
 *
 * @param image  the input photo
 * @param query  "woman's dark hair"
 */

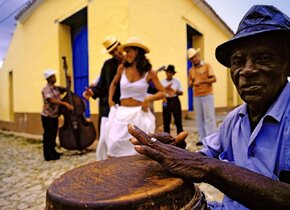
xmin=124 ymin=47 xmax=152 ymax=76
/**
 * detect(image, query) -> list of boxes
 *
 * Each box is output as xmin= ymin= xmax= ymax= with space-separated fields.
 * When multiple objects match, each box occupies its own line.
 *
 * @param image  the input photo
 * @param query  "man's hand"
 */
xmin=128 ymin=124 xmax=208 ymax=182
xmin=128 ymin=125 xmax=290 ymax=210
xmin=148 ymin=131 xmax=187 ymax=148
xmin=193 ymin=80 xmax=202 ymax=86
xmin=129 ymin=126 xmax=187 ymax=148
xmin=165 ymin=83 xmax=175 ymax=97
xmin=82 ymin=87 xmax=94 ymax=101
xmin=64 ymin=102 xmax=74 ymax=111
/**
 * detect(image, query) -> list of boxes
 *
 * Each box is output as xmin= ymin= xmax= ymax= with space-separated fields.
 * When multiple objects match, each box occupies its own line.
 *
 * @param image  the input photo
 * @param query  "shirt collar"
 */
xmin=194 ymin=60 xmax=204 ymax=67
xmin=238 ymin=103 xmax=247 ymax=117
xmin=266 ymin=82 xmax=290 ymax=122
xmin=47 ymin=83 xmax=54 ymax=88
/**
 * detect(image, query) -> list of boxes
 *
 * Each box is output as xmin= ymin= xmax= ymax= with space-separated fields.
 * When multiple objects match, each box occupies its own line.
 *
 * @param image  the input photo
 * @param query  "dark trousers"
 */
xmin=162 ymin=96 xmax=183 ymax=134
xmin=41 ymin=116 xmax=59 ymax=159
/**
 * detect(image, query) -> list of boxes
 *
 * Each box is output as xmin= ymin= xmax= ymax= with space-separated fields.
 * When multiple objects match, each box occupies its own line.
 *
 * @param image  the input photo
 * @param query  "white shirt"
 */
xmin=161 ymin=78 xmax=182 ymax=97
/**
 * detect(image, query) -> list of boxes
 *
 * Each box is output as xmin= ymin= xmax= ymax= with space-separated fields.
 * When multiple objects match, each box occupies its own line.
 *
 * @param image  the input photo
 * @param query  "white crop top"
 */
xmin=120 ymin=69 xmax=149 ymax=102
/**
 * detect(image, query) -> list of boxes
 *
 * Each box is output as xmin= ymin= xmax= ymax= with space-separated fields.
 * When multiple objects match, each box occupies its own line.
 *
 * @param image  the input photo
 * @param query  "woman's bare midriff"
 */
xmin=121 ymin=98 xmax=142 ymax=107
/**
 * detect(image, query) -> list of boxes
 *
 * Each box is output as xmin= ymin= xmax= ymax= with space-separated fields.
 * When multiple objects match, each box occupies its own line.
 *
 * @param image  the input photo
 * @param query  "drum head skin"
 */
xmin=46 ymin=155 xmax=196 ymax=210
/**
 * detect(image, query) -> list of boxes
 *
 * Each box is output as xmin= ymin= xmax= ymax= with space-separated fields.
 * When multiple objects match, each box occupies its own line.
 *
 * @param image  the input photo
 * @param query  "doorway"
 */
xmin=62 ymin=8 xmax=90 ymax=117
xmin=186 ymin=25 xmax=202 ymax=111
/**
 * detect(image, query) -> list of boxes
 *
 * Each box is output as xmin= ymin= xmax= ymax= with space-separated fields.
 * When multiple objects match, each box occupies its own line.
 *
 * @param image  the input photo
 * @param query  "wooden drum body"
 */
xmin=46 ymin=155 xmax=205 ymax=210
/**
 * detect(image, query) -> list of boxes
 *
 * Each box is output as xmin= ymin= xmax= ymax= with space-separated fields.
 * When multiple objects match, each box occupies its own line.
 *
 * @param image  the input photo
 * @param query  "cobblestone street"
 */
xmin=0 ymin=132 xmax=97 ymax=209
xmin=0 ymin=114 xmax=226 ymax=209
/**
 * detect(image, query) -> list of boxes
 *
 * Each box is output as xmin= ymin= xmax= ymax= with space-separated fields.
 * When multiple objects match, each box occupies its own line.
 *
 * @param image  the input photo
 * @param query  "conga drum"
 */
xmin=46 ymin=155 xmax=206 ymax=210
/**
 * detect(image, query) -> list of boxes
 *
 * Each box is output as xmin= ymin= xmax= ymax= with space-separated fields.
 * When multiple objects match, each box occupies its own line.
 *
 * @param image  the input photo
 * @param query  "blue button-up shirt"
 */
xmin=200 ymin=82 xmax=290 ymax=210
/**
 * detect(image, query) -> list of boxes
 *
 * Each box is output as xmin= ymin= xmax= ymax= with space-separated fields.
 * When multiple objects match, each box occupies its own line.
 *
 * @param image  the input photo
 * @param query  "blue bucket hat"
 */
xmin=216 ymin=5 xmax=290 ymax=68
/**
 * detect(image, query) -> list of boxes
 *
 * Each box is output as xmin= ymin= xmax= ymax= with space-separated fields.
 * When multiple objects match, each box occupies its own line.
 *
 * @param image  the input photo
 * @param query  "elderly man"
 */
xmin=129 ymin=5 xmax=290 ymax=210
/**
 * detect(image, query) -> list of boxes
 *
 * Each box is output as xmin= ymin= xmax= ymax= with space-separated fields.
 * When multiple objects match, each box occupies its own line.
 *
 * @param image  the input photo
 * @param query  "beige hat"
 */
xmin=103 ymin=36 xmax=120 ymax=53
xmin=118 ymin=37 xmax=150 ymax=53
xmin=44 ymin=69 xmax=56 ymax=79
xmin=187 ymin=48 xmax=200 ymax=59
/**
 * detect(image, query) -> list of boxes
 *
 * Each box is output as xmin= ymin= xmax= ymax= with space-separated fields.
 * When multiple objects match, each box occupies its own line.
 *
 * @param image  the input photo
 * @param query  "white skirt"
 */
xmin=96 ymin=116 xmax=108 ymax=160
xmin=104 ymin=105 xmax=155 ymax=158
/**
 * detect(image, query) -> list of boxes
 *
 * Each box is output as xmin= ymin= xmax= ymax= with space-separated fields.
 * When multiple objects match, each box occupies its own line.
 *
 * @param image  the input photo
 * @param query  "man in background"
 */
xmin=83 ymin=36 xmax=124 ymax=160
xmin=41 ymin=69 xmax=73 ymax=161
xmin=188 ymin=48 xmax=217 ymax=146
xmin=161 ymin=65 xmax=183 ymax=135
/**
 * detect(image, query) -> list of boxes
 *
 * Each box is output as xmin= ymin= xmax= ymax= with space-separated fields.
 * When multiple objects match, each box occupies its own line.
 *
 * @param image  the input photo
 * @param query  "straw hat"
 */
xmin=118 ymin=37 xmax=150 ymax=53
xmin=44 ymin=69 xmax=56 ymax=79
xmin=187 ymin=48 xmax=200 ymax=59
xmin=102 ymin=36 xmax=120 ymax=53
xmin=216 ymin=5 xmax=290 ymax=67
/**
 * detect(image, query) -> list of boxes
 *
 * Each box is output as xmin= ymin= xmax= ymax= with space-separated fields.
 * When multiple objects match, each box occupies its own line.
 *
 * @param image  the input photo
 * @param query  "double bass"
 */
xmin=58 ymin=56 xmax=96 ymax=150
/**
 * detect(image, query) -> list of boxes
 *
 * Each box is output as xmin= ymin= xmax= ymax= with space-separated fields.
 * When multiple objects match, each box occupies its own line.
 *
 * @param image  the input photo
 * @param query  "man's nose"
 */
xmin=240 ymin=58 xmax=258 ymax=77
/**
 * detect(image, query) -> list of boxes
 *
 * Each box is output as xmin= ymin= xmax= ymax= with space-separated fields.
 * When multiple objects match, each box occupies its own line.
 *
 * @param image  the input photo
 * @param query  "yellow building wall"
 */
xmin=0 ymin=0 xmax=236 ymax=123
xmin=0 ymin=0 xmax=87 ymax=121
xmin=125 ymin=0 xmax=233 ymax=112
xmin=87 ymin=0 xmax=130 ymax=114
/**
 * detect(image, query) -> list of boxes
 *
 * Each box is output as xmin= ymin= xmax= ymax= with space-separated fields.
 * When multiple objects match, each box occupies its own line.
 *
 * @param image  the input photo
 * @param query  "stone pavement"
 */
xmin=0 ymin=112 xmax=227 ymax=210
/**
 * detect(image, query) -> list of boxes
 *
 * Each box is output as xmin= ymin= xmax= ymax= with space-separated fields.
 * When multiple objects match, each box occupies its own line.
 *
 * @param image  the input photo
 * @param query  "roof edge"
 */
xmin=15 ymin=0 xmax=234 ymax=37
xmin=193 ymin=0 xmax=234 ymax=37
xmin=15 ymin=0 xmax=45 ymax=23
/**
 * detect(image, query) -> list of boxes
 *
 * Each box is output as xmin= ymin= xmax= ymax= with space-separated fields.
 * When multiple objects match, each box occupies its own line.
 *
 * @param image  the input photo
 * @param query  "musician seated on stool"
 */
xmin=129 ymin=5 xmax=290 ymax=209
xmin=41 ymin=69 xmax=73 ymax=161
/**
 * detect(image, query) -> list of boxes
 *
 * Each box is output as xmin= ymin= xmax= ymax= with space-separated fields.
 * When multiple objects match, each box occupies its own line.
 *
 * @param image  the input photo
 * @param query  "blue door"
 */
xmin=186 ymin=25 xmax=202 ymax=111
xmin=72 ymin=26 xmax=90 ymax=117
xmin=187 ymin=41 xmax=194 ymax=111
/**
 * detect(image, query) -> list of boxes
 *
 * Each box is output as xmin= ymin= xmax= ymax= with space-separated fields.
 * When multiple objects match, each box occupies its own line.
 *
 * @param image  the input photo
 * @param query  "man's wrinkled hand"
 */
xmin=127 ymin=124 xmax=206 ymax=182
xmin=128 ymin=124 xmax=187 ymax=148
